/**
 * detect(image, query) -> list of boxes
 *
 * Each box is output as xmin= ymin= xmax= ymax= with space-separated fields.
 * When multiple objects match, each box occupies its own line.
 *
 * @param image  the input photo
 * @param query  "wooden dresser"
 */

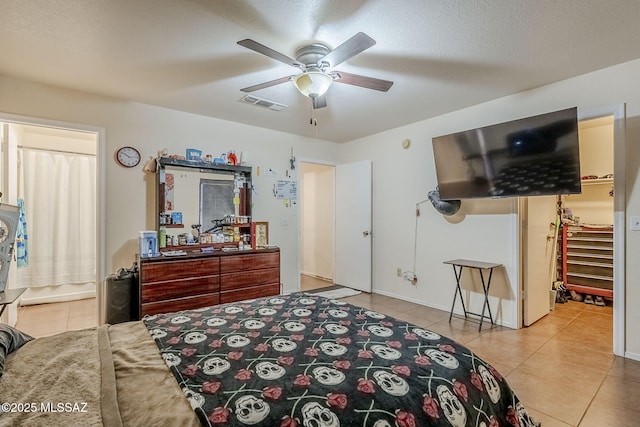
xmin=139 ymin=248 xmax=280 ymax=316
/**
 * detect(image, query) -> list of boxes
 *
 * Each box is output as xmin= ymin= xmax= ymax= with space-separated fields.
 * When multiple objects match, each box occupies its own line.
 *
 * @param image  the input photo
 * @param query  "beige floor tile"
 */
xmin=523 ymin=407 xmax=573 ymax=427
xmin=300 ymin=274 xmax=333 ymax=291
xmin=424 ymin=317 xmax=486 ymax=344
xmin=464 ymin=341 xmax=534 ymax=376
xmin=522 ymin=312 xmax=579 ymax=338
xmin=15 ymin=318 xmax=69 ymax=338
xmin=512 ymin=351 xmax=607 ymax=397
xmin=21 ymin=301 xmax=71 ymax=316
xmin=67 ymin=315 xmax=98 ymax=331
xmin=399 ymin=305 xmax=451 ymax=324
xmin=19 ymin=305 xmax=70 ymax=325
xmin=607 ymin=356 xmax=640 ymax=382
xmin=69 ymin=297 xmax=98 ymax=317
xmin=505 ymin=370 xmax=594 ymax=426
xmin=589 ymin=374 xmax=640 ymax=412
xmin=16 ymin=298 xmax=97 ymax=338
xmin=579 ymin=395 xmax=640 ymax=427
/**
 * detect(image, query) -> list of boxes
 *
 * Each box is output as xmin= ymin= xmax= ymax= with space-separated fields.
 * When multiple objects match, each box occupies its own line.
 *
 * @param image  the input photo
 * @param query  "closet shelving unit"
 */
xmin=561 ymin=225 xmax=613 ymax=298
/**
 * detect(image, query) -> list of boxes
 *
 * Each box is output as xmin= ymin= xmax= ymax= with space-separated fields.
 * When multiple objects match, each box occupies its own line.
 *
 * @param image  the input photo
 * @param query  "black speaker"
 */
xmin=105 ymin=273 xmax=138 ymax=324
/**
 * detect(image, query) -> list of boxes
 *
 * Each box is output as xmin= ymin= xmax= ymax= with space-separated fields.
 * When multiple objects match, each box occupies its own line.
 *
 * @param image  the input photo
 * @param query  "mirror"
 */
xmin=162 ymin=165 xmax=235 ymax=230
xmin=156 ymin=158 xmax=251 ymax=246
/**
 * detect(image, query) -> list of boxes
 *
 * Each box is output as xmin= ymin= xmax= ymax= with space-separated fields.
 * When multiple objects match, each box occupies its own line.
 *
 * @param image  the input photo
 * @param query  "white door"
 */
xmin=334 ymin=160 xmax=372 ymax=292
xmin=522 ymin=195 xmax=558 ymax=326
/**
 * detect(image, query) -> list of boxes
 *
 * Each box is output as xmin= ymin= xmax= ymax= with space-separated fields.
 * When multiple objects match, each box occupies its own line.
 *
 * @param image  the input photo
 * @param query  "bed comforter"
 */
xmin=0 ymin=322 xmax=200 ymax=427
xmin=143 ymin=293 xmax=539 ymax=427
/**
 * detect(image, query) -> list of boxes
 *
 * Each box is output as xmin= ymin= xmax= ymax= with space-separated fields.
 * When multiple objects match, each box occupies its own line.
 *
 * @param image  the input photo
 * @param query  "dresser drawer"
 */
xmin=220 ymin=283 xmax=280 ymax=304
xmin=140 ymin=257 xmax=219 ymax=283
xmin=141 ymin=276 xmax=220 ymax=303
xmin=220 ymin=268 xmax=280 ymax=291
xmin=220 ymin=252 xmax=279 ymax=274
xmin=141 ymin=293 xmax=220 ymax=317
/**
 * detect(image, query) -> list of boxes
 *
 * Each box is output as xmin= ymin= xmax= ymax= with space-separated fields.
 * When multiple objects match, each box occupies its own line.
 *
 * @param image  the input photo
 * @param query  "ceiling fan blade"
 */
xmin=237 ymin=39 xmax=299 ymax=68
xmin=312 ymin=95 xmax=327 ymax=109
xmin=319 ymin=32 xmax=376 ymax=68
xmin=240 ymin=75 xmax=295 ymax=92
xmin=333 ymin=71 xmax=393 ymax=92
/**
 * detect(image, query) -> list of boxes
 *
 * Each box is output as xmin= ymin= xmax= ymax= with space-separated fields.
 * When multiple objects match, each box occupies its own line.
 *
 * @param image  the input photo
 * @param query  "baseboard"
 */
xmin=624 ymin=351 xmax=640 ymax=362
xmin=301 ymin=272 xmax=333 ymax=282
xmin=19 ymin=290 xmax=96 ymax=305
xmin=372 ymin=288 xmax=517 ymax=329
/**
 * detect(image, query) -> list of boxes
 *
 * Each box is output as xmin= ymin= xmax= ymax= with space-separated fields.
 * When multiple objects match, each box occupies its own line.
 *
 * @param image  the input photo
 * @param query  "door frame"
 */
xmin=0 ymin=112 xmax=105 ymax=325
xmin=515 ymin=104 xmax=625 ymax=356
xmin=296 ymin=157 xmax=337 ymax=291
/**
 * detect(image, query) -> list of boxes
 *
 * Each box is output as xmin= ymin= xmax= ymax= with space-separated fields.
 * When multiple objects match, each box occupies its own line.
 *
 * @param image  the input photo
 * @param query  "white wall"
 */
xmin=0 ymin=74 xmax=339 ymax=294
xmin=338 ymin=58 xmax=640 ymax=354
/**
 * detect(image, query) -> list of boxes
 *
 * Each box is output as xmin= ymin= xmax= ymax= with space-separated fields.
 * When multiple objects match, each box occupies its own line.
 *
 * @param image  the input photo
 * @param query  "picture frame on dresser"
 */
xmin=252 ymin=221 xmax=269 ymax=249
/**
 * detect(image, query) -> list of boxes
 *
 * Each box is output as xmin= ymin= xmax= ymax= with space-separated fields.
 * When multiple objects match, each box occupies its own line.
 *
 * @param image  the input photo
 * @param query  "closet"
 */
xmin=558 ymin=115 xmax=614 ymax=304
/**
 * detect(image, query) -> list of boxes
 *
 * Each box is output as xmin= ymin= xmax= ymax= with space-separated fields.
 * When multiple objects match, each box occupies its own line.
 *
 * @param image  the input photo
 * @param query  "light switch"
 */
xmin=281 ymin=216 xmax=288 ymax=226
xmin=631 ymin=216 xmax=640 ymax=231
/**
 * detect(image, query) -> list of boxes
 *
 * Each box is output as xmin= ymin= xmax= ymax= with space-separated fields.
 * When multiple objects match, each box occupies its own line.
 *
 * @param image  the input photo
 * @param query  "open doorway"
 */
xmin=299 ymin=161 xmax=335 ymax=292
xmin=0 ymin=118 xmax=100 ymax=335
xmin=521 ymin=105 xmax=625 ymax=356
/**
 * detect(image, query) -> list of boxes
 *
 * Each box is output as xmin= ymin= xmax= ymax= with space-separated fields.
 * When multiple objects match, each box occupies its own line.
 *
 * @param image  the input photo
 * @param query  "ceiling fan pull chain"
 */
xmin=309 ymin=101 xmax=318 ymax=127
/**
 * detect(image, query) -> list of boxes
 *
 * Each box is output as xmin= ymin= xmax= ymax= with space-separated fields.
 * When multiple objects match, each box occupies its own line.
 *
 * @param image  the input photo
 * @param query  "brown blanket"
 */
xmin=0 ymin=322 xmax=199 ymax=427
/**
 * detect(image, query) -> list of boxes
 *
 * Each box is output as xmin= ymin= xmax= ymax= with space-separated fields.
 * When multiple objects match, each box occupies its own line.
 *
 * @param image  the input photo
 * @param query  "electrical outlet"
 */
xmin=396 ymin=268 xmax=402 ymax=277
xmin=631 ymin=216 xmax=640 ymax=231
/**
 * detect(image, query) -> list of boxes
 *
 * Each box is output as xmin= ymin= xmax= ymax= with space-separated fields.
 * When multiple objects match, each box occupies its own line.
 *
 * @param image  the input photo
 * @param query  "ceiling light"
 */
xmin=293 ymin=71 xmax=333 ymax=99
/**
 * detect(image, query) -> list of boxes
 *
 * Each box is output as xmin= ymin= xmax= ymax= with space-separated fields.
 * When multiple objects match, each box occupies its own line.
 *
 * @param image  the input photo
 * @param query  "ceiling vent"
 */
xmin=239 ymin=95 xmax=287 ymax=111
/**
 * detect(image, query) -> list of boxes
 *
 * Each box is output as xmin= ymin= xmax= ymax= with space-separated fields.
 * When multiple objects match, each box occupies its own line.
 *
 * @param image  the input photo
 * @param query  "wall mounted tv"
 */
xmin=431 ymin=107 xmax=581 ymax=200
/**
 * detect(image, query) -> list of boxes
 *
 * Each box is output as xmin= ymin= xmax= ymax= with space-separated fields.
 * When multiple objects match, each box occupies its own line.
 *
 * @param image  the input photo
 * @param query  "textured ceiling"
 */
xmin=1 ymin=0 xmax=640 ymax=142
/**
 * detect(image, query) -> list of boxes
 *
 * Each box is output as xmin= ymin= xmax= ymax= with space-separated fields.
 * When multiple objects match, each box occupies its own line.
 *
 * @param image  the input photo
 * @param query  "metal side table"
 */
xmin=444 ymin=259 xmax=502 ymax=331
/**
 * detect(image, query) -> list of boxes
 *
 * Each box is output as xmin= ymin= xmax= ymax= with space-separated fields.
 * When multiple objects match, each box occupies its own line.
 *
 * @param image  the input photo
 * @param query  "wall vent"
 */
xmin=239 ymin=95 xmax=287 ymax=111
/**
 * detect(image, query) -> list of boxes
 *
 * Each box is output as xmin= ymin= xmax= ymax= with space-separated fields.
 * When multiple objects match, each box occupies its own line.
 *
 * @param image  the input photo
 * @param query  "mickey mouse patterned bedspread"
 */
xmin=143 ymin=292 xmax=539 ymax=427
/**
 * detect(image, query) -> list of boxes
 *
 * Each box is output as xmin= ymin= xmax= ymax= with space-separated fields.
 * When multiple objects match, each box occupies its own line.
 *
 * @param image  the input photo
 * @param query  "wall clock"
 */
xmin=115 ymin=146 xmax=141 ymax=168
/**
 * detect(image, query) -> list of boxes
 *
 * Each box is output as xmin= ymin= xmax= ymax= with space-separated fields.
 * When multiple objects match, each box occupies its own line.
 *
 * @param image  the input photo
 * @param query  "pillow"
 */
xmin=0 ymin=324 xmax=34 ymax=377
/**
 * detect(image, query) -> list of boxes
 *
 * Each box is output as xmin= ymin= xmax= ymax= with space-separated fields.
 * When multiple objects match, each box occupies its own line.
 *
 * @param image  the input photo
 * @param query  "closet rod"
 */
xmin=17 ymin=145 xmax=96 ymax=157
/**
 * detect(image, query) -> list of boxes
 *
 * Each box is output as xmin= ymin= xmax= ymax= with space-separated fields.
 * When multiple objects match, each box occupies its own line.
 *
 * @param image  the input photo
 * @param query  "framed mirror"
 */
xmin=156 ymin=158 xmax=251 ymax=246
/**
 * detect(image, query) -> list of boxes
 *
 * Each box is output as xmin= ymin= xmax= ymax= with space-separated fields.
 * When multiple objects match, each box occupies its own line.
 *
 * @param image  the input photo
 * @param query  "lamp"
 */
xmin=293 ymin=71 xmax=333 ymax=99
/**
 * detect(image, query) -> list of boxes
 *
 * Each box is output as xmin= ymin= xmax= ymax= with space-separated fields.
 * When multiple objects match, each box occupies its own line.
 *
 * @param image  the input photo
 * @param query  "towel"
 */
xmin=16 ymin=198 xmax=28 ymax=267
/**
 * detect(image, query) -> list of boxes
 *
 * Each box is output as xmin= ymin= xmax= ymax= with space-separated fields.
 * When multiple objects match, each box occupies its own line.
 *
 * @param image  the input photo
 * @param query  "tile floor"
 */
xmin=300 ymin=273 xmax=334 ymax=291
xmin=15 ymin=297 xmax=97 ymax=338
xmin=14 ymin=288 xmax=638 ymax=426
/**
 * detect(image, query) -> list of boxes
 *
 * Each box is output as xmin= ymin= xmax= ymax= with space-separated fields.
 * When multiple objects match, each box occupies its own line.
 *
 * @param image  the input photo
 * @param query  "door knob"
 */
xmin=362 ymin=230 xmax=370 ymax=237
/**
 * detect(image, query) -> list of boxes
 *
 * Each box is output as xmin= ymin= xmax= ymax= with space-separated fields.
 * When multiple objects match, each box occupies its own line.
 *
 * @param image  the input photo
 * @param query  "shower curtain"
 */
xmin=17 ymin=148 xmax=96 ymax=288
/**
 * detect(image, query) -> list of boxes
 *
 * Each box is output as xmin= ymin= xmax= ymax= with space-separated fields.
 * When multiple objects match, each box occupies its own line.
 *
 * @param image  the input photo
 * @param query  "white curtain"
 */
xmin=17 ymin=148 xmax=96 ymax=287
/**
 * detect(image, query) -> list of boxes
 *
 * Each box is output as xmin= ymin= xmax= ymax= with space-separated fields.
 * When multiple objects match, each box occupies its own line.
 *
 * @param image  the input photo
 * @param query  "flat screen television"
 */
xmin=431 ymin=107 xmax=581 ymax=200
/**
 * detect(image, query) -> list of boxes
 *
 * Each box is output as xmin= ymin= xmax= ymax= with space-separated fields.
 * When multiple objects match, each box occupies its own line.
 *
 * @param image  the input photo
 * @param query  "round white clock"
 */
xmin=115 ymin=146 xmax=141 ymax=168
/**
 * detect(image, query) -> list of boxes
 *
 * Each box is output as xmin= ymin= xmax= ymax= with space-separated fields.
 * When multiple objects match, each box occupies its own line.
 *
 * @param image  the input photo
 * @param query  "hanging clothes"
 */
xmin=16 ymin=198 xmax=28 ymax=268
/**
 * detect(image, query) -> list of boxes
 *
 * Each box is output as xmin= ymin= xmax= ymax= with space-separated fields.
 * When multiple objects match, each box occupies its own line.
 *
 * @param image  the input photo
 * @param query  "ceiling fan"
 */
xmin=237 ymin=32 xmax=393 ymax=109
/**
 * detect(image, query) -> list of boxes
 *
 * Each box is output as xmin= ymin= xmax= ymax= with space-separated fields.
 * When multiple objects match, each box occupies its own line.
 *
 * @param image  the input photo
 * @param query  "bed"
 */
xmin=1 ymin=292 xmax=539 ymax=426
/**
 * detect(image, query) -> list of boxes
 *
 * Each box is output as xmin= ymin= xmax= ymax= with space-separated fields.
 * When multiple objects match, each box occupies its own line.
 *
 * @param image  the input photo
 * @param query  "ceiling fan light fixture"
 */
xmin=294 ymin=71 xmax=333 ymax=99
